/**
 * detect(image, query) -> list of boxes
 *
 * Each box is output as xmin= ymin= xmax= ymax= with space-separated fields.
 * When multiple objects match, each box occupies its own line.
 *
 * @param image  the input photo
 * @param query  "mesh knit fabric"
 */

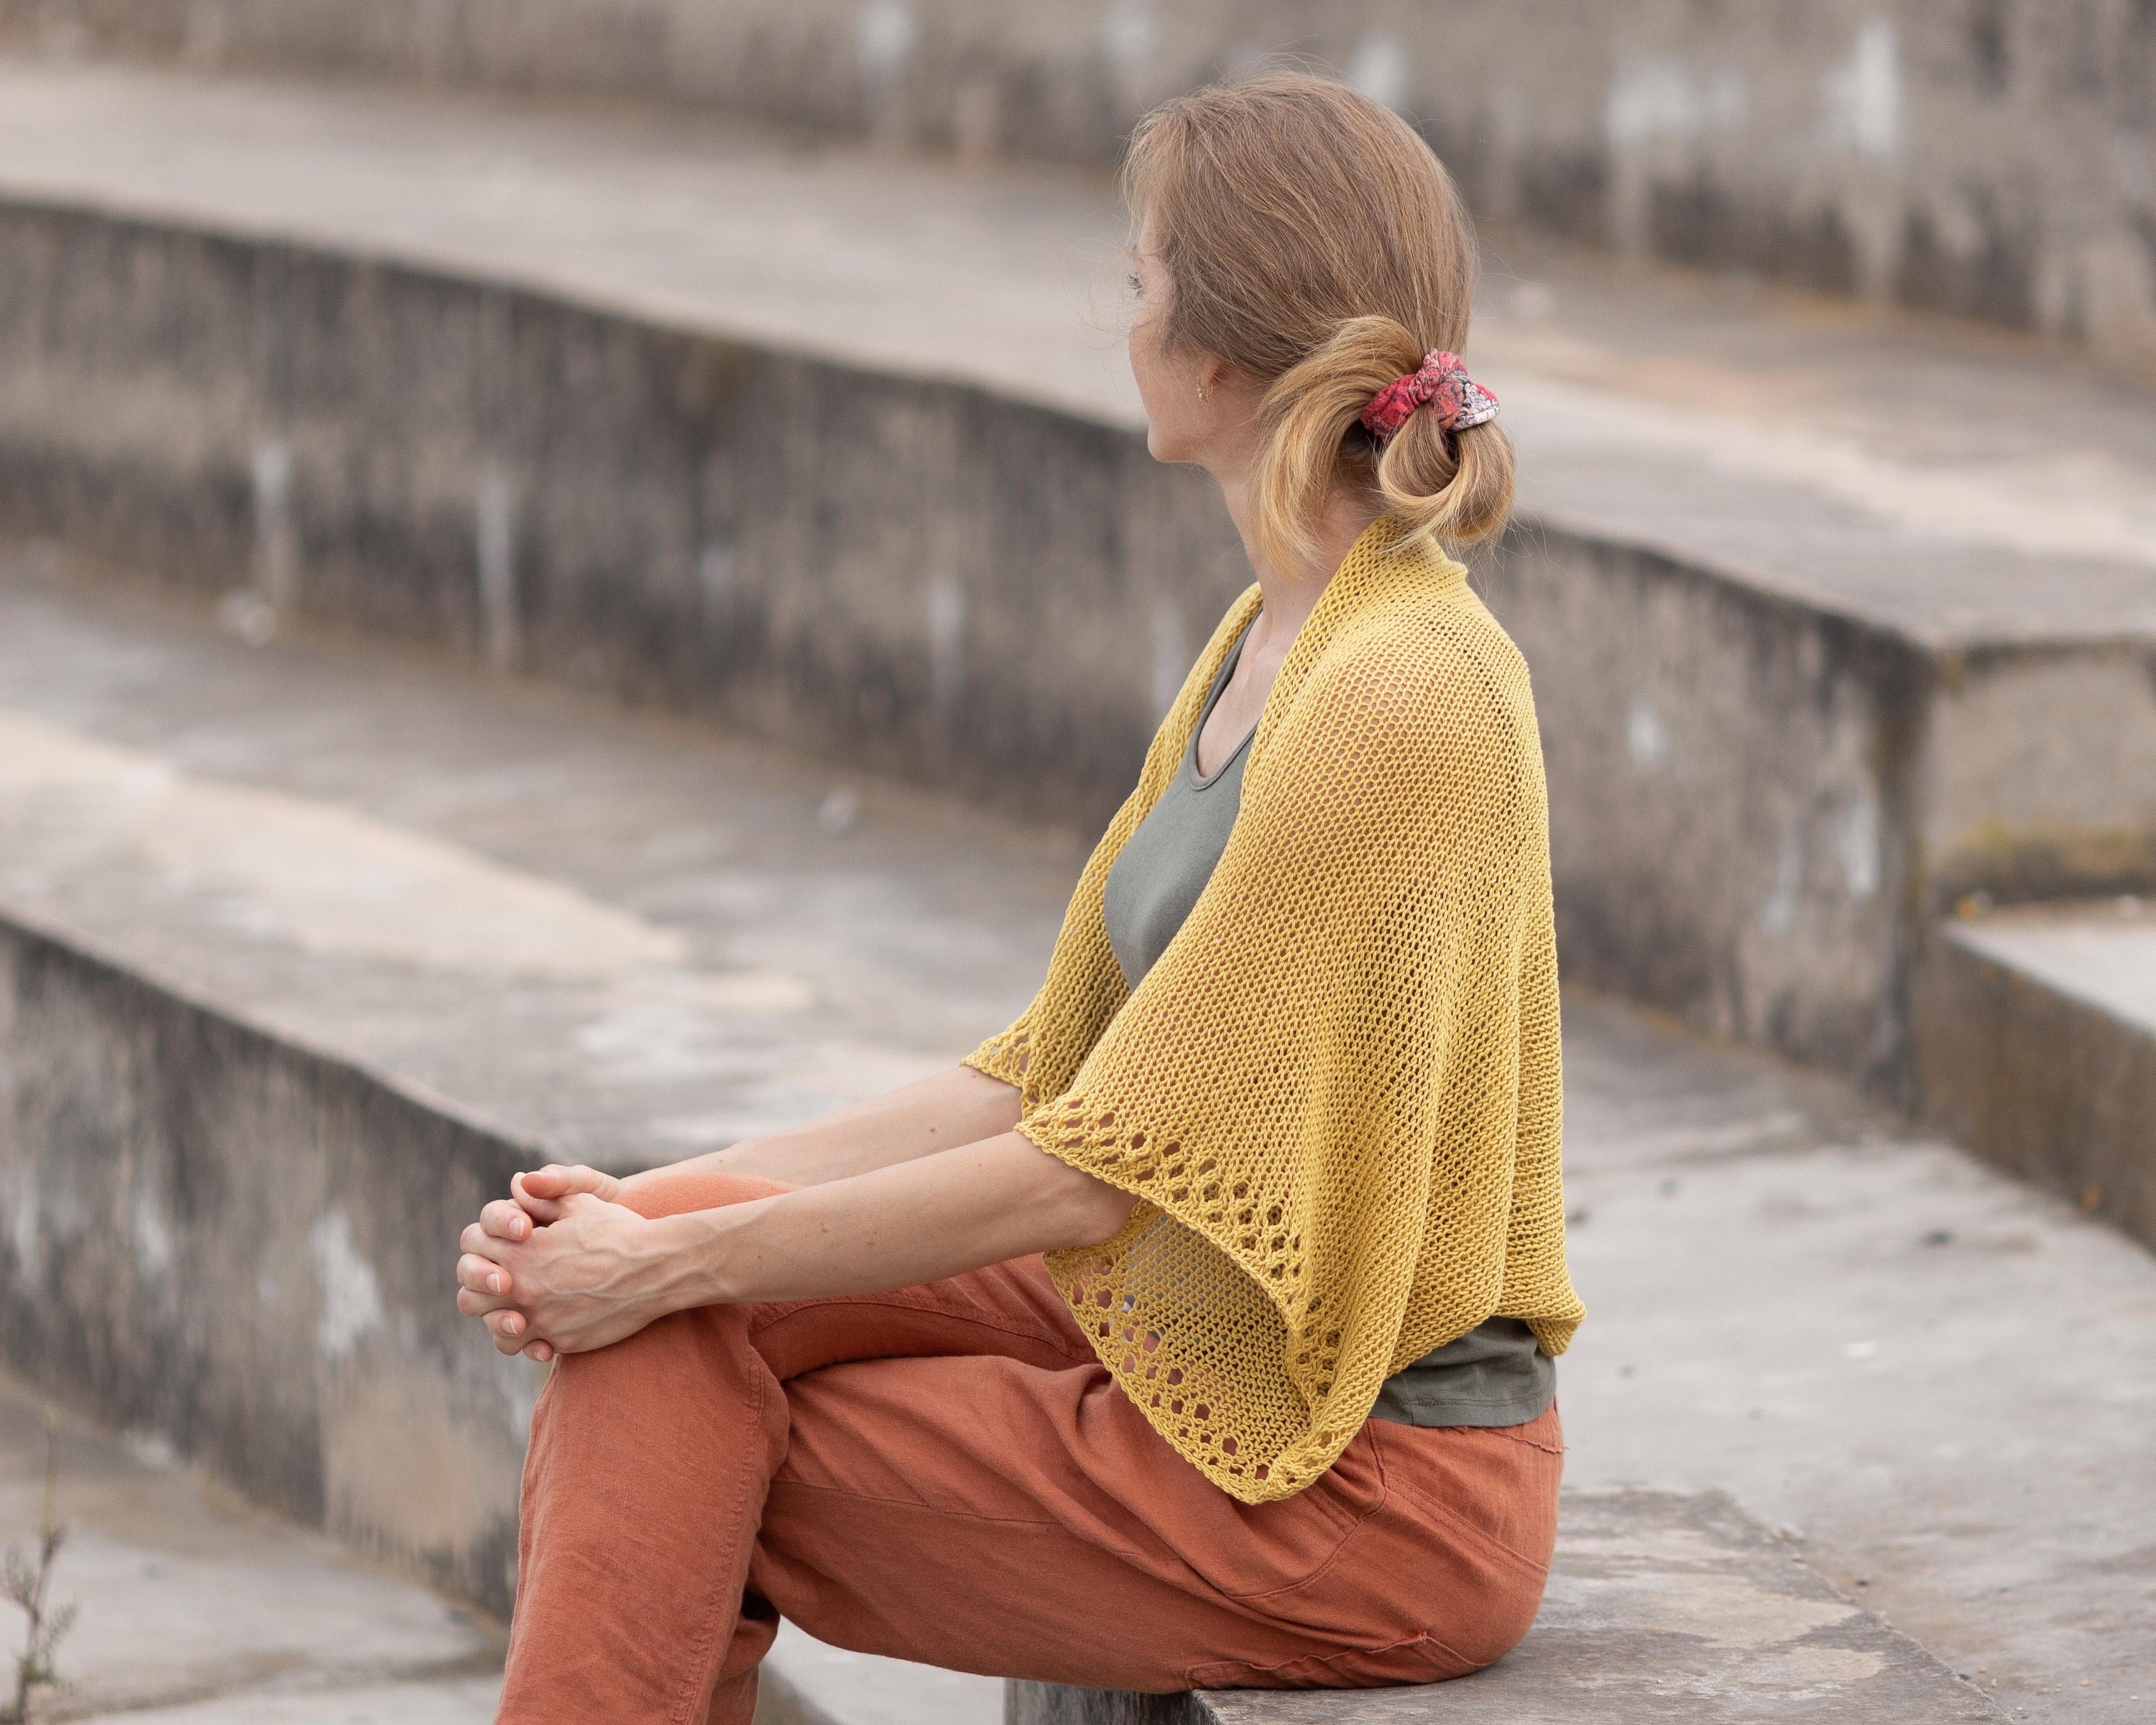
xmin=965 ymin=518 xmax=1584 ymax=1504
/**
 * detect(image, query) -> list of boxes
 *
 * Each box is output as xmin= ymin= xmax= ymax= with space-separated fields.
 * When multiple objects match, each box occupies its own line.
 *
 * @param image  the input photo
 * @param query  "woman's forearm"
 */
xmin=456 ymin=1071 xmax=1114 ymax=1357
xmin=625 ymin=1063 xmax=1022 ymax=1191
xmin=650 ymin=1131 xmax=1138 ymax=1307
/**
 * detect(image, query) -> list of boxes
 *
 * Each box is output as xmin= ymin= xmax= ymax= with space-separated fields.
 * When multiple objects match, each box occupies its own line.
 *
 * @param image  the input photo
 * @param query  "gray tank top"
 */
xmin=1100 ymin=624 xmax=1554 ymax=1430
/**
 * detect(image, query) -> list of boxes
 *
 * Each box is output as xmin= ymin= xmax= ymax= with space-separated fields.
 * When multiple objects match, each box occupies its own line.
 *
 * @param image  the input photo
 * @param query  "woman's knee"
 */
xmin=619 ymin=1167 xmax=796 ymax=1222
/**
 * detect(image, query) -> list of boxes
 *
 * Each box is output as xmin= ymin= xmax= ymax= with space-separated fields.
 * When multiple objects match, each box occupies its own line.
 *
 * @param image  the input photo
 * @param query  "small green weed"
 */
xmin=0 ymin=1412 xmax=74 ymax=1725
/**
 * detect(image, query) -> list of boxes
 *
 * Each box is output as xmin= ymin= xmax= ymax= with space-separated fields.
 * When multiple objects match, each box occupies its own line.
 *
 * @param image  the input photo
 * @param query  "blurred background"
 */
xmin=0 ymin=4 xmax=2150 ymax=1722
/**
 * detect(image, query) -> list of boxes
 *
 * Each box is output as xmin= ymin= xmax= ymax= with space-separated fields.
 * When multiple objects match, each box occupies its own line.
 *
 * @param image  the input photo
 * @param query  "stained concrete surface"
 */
xmin=1550 ymin=1001 xmax=2155 ymax=1721
xmin=0 ymin=561 xmax=2150 ymax=1721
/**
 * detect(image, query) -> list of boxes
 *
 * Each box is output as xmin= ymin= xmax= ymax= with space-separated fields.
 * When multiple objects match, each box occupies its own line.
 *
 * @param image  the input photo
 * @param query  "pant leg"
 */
xmin=750 ymin=1355 xmax=1562 ymax=1698
xmin=499 ymin=1172 xmax=791 ymax=1725
xmin=498 ymin=1168 xmax=1094 ymax=1725
xmin=499 ymin=1168 xmax=1560 ymax=1724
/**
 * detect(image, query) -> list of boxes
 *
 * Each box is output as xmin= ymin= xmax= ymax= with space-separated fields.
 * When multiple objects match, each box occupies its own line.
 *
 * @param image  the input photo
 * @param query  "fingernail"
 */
xmin=488 ymin=1274 xmax=504 ymax=1294
xmin=505 ymin=1315 xmax=522 ymax=1335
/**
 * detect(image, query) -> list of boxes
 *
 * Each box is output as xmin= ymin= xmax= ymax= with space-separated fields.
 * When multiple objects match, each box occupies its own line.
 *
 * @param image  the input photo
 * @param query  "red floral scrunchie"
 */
xmin=1359 ymin=349 xmax=1499 ymax=443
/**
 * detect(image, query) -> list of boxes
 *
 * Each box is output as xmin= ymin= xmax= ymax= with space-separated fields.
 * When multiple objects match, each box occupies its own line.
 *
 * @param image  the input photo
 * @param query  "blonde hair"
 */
xmin=1123 ymin=73 xmax=1514 ymax=574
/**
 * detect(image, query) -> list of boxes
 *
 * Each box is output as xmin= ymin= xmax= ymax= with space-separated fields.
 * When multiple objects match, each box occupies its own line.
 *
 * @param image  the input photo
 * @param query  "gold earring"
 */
xmin=1197 ymin=382 xmax=1208 ymax=401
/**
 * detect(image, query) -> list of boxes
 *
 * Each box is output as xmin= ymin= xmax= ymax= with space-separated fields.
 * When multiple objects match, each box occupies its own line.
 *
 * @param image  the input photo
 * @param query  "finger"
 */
xmin=523 ymin=1339 xmax=557 ymax=1363
xmin=458 ymin=1286 xmax=522 ymax=1318
xmin=461 ymin=1221 xmax=516 ymax=1260
xmin=456 ymin=1253 xmax=513 ymax=1297
xmin=509 ymin=1171 xmax=568 ymax=1223
xmin=481 ymin=1199 xmax=533 ymax=1243
xmin=486 ymin=1308 xmax=528 ymax=1345
xmin=517 ymin=1164 xmax=616 ymax=1203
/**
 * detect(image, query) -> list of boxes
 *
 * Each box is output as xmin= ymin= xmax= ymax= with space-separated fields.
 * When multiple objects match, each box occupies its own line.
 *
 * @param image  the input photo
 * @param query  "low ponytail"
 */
xmin=1246 ymin=316 xmax=1515 ymax=576
xmin=1374 ymin=380 xmax=1515 ymax=550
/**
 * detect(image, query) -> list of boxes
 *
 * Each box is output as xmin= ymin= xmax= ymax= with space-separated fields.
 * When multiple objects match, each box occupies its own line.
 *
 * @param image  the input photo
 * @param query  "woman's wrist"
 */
xmin=644 ymin=1202 xmax=758 ymax=1310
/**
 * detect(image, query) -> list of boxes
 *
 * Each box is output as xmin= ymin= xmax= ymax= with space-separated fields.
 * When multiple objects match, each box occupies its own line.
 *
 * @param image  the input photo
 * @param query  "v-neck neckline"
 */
xmin=1189 ymin=622 xmax=1258 ymax=787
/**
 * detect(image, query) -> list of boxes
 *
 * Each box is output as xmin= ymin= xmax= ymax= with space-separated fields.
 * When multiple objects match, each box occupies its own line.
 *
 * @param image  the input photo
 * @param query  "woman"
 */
xmin=456 ymin=73 xmax=1583 ymax=1724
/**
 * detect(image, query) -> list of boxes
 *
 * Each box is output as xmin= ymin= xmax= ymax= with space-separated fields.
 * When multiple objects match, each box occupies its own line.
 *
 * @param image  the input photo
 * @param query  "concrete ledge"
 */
xmin=0 ymin=910 xmax=533 ymax=1616
xmin=1 ymin=896 xmax=2008 ymax=1719
xmin=1008 ymin=1491 xmax=1999 ymax=1723
xmin=1914 ymin=901 xmax=2156 ymax=1251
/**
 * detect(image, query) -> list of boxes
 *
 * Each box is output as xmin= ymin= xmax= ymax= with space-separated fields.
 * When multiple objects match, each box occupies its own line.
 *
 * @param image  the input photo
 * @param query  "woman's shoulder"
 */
xmin=1302 ymin=570 xmax=1537 ymax=748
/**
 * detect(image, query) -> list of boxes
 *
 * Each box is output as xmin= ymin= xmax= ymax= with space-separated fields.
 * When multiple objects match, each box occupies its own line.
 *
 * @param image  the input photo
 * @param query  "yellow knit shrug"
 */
xmin=965 ymin=518 xmax=1584 ymax=1503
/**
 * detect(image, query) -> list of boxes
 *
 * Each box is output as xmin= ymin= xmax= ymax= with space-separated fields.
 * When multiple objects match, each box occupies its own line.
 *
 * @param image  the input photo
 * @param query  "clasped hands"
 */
xmin=455 ymin=1165 xmax=676 ymax=1361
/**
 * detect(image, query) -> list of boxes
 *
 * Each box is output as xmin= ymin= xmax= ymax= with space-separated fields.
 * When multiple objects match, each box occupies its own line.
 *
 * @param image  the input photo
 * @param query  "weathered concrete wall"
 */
xmin=1479 ymin=530 xmax=2156 ymax=1091
xmin=0 ymin=198 xmax=1248 ymax=832
xmin=5 ymin=1 xmax=2152 ymax=363
xmin=1475 ymin=530 xmax=1928 ymax=1087
xmin=0 ymin=913 xmax=535 ymax=1615
xmin=6 ymin=196 xmax=2155 ymax=1093
xmin=1922 ymin=646 xmax=2156 ymax=913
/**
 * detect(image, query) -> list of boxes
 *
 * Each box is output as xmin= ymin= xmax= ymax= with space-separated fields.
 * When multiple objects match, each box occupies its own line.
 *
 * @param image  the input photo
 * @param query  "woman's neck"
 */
xmin=1217 ymin=470 xmax=1385 ymax=652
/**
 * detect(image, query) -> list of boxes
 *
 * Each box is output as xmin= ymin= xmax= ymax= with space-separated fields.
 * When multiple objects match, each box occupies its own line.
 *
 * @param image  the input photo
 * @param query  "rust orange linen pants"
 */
xmin=497 ymin=1170 xmax=1563 ymax=1725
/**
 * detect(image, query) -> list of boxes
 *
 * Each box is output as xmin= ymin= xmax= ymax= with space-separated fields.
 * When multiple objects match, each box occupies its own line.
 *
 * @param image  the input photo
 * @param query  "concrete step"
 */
xmin=1 ymin=559 xmax=2150 ymax=1719
xmin=1916 ymin=898 xmax=2156 ymax=1251
xmin=1 ymin=2 xmax=2147 ymax=366
xmin=0 ymin=60 xmax=2151 ymax=1093
xmin=0 ymin=553 xmax=1069 ymax=1611
xmin=0 ymin=558 xmax=1037 ymax=1719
